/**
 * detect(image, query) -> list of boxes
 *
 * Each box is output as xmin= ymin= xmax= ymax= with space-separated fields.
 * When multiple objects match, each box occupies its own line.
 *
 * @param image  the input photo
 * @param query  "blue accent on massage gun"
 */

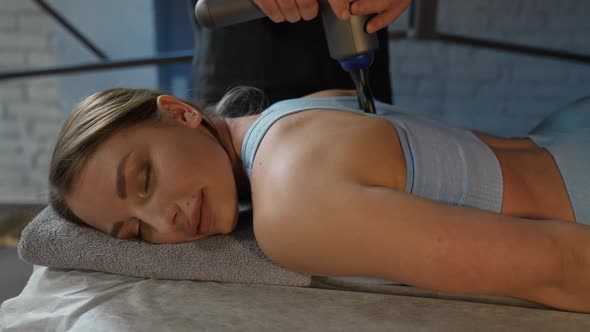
xmin=338 ymin=52 xmax=375 ymax=72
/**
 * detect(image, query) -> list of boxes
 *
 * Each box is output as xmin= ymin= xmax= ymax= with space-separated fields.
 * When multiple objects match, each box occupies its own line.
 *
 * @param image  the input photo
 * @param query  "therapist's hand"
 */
xmin=254 ymin=0 xmax=411 ymax=33
xmin=351 ymin=0 xmax=411 ymax=33
xmin=253 ymin=0 xmax=321 ymax=22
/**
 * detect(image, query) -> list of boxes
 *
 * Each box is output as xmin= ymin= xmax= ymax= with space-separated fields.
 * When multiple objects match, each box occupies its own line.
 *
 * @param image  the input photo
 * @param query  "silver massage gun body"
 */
xmin=195 ymin=0 xmax=378 ymax=113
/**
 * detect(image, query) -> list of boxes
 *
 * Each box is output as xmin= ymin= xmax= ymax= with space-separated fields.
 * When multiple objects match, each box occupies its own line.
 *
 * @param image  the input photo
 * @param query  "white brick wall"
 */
xmin=390 ymin=0 xmax=590 ymax=136
xmin=0 ymin=0 xmax=63 ymax=204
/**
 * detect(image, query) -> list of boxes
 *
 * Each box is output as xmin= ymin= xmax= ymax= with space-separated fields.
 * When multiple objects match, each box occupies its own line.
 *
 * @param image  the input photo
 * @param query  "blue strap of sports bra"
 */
xmin=241 ymin=97 xmax=370 ymax=178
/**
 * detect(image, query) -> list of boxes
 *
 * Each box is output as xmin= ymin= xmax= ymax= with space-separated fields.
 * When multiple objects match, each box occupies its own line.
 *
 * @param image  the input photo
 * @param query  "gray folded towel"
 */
xmin=18 ymin=205 xmax=311 ymax=287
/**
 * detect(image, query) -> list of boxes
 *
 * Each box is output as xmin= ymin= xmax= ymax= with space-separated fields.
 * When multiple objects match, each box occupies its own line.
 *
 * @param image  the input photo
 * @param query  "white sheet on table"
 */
xmin=4 ymin=265 xmax=573 ymax=331
xmin=1 ymin=266 xmax=395 ymax=332
xmin=1 ymin=265 xmax=212 ymax=331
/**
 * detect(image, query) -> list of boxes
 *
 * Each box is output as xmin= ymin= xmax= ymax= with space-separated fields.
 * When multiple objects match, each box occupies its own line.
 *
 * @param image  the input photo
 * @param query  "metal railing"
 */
xmin=0 ymin=0 xmax=194 ymax=81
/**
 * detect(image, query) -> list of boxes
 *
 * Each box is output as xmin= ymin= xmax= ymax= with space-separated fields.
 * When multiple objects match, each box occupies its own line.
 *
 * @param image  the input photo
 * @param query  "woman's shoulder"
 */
xmin=302 ymin=89 xmax=357 ymax=98
xmin=249 ymin=107 xmax=407 ymax=222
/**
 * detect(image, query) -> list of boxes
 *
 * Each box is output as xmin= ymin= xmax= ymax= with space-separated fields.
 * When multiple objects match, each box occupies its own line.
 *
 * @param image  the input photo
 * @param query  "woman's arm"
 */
xmin=255 ymin=181 xmax=590 ymax=313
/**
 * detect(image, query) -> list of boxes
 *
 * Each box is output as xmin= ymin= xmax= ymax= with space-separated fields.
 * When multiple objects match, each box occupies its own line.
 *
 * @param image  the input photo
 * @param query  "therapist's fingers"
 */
xmin=327 ymin=0 xmax=351 ymax=20
xmin=351 ymin=0 xmax=410 ymax=16
xmin=351 ymin=0 xmax=411 ymax=33
xmin=277 ymin=0 xmax=302 ymax=22
xmin=351 ymin=0 xmax=386 ymax=15
xmin=296 ymin=0 xmax=320 ymax=21
xmin=254 ymin=0 xmax=286 ymax=23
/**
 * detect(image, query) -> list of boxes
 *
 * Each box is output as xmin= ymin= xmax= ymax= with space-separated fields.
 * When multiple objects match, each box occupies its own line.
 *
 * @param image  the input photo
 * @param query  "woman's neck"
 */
xmin=221 ymin=115 xmax=260 ymax=161
xmin=215 ymin=114 xmax=261 ymax=199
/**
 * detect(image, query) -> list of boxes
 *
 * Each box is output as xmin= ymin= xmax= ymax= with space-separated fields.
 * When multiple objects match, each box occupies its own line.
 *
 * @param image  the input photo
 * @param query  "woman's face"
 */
xmin=66 ymin=96 xmax=239 ymax=244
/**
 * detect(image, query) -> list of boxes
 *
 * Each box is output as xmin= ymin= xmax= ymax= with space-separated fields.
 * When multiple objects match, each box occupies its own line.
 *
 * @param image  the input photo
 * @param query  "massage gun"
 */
xmin=194 ymin=0 xmax=377 ymax=113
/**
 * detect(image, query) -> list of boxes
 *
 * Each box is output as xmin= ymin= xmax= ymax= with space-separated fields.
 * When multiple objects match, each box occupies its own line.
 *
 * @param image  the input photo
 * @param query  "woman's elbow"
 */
xmin=552 ymin=240 xmax=590 ymax=313
xmin=519 ymin=223 xmax=590 ymax=313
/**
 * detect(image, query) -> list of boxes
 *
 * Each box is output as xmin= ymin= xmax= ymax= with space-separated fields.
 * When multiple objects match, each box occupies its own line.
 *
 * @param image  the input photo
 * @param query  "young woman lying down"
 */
xmin=49 ymin=87 xmax=590 ymax=312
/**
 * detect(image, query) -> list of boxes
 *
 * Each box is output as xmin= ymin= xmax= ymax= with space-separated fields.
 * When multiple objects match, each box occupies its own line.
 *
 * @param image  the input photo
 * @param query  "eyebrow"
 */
xmin=110 ymin=221 xmax=125 ymax=238
xmin=116 ymin=152 xmax=132 ymax=199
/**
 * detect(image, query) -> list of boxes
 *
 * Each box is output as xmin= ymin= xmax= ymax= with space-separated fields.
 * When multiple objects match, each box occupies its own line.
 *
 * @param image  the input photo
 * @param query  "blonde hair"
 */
xmin=48 ymin=88 xmax=228 ymax=223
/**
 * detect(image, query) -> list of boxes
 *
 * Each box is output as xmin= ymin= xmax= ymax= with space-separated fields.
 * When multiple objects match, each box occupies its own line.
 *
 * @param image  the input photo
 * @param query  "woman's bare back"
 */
xmin=475 ymin=131 xmax=575 ymax=222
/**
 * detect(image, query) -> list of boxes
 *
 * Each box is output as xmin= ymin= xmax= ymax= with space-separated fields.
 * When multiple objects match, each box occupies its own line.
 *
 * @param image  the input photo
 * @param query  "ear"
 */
xmin=156 ymin=95 xmax=202 ymax=128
